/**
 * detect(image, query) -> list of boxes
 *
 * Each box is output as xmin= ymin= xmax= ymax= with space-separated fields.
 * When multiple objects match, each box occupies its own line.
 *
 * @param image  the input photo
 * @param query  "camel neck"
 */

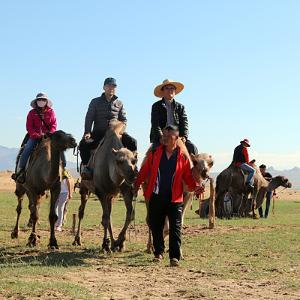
xmin=267 ymin=177 xmax=280 ymax=192
xmin=49 ymin=142 xmax=61 ymax=182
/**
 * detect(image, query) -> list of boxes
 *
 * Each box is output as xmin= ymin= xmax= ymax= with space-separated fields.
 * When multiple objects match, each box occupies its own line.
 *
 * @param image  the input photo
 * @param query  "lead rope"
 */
xmin=73 ymin=146 xmax=80 ymax=173
xmin=272 ymin=187 xmax=287 ymax=216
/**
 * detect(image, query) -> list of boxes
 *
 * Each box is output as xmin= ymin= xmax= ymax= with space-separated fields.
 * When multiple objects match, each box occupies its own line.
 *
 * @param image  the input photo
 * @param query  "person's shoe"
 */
xmin=153 ymin=254 xmax=163 ymax=263
xmin=170 ymin=258 xmax=180 ymax=267
xmin=55 ymin=226 xmax=62 ymax=232
xmin=81 ymin=166 xmax=93 ymax=180
xmin=15 ymin=169 xmax=26 ymax=184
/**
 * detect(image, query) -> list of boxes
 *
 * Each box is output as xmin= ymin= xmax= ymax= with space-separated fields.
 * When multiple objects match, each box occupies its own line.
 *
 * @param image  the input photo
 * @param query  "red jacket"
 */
xmin=26 ymin=108 xmax=57 ymax=139
xmin=135 ymin=145 xmax=197 ymax=203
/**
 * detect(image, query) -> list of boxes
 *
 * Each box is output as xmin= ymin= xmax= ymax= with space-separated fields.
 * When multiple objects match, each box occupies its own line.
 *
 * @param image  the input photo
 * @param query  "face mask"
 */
xmin=37 ymin=100 xmax=47 ymax=108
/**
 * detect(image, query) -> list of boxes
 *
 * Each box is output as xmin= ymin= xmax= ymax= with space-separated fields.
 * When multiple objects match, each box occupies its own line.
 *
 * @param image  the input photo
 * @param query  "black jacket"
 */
xmin=84 ymin=93 xmax=126 ymax=134
xmin=150 ymin=98 xmax=189 ymax=143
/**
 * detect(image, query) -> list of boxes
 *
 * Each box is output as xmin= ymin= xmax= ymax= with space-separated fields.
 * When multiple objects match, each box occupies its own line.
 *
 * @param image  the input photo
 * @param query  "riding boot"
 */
xmin=15 ymin=168 xmax=26 ymax=184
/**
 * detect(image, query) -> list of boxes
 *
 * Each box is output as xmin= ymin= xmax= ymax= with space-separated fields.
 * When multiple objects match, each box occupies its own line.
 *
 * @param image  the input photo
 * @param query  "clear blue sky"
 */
xmin=0 ymin=1 xmax=299 ymax=171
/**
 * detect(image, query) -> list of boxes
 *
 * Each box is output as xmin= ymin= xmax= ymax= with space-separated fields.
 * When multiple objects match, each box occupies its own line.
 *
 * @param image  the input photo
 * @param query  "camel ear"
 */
xmin=208 ymin=156 xmax=214 ymax=168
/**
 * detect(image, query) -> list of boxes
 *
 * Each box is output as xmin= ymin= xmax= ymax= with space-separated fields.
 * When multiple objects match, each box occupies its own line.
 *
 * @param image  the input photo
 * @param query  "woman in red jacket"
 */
xmin=15 ymin=93 xmax=58 ymax=183
xmin=135 ymin=125 xmax=198 ymax=267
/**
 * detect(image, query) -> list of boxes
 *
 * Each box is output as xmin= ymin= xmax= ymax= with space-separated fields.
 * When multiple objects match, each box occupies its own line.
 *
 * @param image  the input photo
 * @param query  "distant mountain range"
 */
xmin=0 ymin=145 xmax=299 ymax=188
xmin=0 ymin=145 xmax=77 ymax=172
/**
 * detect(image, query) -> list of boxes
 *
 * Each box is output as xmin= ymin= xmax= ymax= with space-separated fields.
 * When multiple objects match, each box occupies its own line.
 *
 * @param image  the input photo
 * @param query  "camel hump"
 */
xmin=107 ymin=120 xmax=126 ymax=137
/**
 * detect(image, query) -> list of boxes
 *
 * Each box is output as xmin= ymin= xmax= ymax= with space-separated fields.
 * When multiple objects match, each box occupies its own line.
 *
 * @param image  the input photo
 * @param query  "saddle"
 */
xmin=230 ymin=164 xmax=253 ymax=193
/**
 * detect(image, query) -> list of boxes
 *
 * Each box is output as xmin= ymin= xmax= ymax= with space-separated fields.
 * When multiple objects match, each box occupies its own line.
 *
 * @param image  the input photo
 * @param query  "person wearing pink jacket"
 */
xmin=15 ymin=93 xmax=58 ymax=183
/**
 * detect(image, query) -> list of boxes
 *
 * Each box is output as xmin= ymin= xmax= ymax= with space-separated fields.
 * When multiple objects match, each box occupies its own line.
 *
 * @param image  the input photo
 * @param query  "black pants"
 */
xmin=79 ymin=130 xmax=137 ymax=165
xmin=185 ymin=139 xmax=198 ymax=155
xmin=149 ymin=193 xmax=183 ymax=260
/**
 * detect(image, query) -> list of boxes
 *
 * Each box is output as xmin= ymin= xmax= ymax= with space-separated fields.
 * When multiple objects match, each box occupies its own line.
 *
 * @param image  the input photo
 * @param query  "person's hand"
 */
xmin=84 ymin=133 xmax=91 ymax=140
xmin=194 ymin=185 xmax=205 ymax=199
xmin=181 ymin=137 xmax=186 ymax=143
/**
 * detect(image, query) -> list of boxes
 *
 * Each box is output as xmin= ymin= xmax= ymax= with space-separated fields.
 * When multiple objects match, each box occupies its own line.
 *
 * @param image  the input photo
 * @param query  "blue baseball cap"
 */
xmin=104 ymin=77 xmax=117 ymax=86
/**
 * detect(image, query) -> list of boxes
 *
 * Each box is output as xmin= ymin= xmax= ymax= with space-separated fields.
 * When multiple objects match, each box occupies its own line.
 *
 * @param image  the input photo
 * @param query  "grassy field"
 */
xmin=0 ymin=191 xmax=299 ymax=299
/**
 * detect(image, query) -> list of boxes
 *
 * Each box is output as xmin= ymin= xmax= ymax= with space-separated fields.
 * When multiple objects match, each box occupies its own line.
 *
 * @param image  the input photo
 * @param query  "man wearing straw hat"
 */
xmin=151 ymin=79 xmax=198 ymax=155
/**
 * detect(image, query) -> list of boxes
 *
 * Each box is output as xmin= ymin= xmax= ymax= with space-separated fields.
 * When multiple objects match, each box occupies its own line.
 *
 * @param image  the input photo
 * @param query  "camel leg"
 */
xmin=251 ymin=188 xmax=259 ymax=219
xmin=100 ymin=196 xmax=112 ymax=253
xmin=216 ymin=192 xmax=225 ymax=219
xmin=27 ymin=192 xmax=41 ymax=247
xmin=73 ymin=186 xmax=89 ymax=246
xmin=208 ymin=178 xmax=215 ymax=229
xmin=182 ymin=192 xmax=192 ymax=226
xmin=107 ymin=198 xmax=116 ymax=250
xmin=11 ymin=184 xmax=26 ymax=239
xmin=114 ymin=184 xmax=133 ymax=252
xmin=239 ymin=194 xmax=249 ymax=217
xmin=48 ymin=179 xmax=60 ymax=249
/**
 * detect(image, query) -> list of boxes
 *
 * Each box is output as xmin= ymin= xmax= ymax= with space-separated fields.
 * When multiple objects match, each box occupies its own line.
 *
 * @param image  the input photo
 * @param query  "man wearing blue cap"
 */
xmin=79 ymin=77 xmax=137 ymax=177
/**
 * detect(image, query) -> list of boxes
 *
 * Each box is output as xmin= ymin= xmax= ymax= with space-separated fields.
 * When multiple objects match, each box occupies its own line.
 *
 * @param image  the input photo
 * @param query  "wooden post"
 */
xmin=208 ymin=177 xmax=215 ymax=229
xmin=72 ymin=213 xmax=77 ymax=235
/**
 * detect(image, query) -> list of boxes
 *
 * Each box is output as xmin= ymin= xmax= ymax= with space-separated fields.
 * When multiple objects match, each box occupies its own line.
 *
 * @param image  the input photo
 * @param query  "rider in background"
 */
xmin=13 ymin=93 xmax=60 ymax=183
xmin=232 ymin=138 xmax=255 ymax=189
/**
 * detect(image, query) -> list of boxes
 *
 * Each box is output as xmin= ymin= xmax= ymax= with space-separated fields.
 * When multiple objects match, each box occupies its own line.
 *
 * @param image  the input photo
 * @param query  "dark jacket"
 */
xmin=232 ymin=144 xmax=249 ymax=166
xmin=150 ymin=98 xmax=188 ymax=143
xmin=84 ymin=93 xmax=127 ymax=134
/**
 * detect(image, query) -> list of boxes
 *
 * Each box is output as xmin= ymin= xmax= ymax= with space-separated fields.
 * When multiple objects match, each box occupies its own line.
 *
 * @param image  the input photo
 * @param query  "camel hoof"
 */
xmin=11 ymin=230 xmax=18 ymax=239
xmin=48 ymin=238 xmax=59 ymax=249
xmin=102 ymin=238 xmax=111 ymax=254
xmin=72 ymin=236 xmax=81 ymax=246
xmin=27 ymin=233 xmax=39 ymax=247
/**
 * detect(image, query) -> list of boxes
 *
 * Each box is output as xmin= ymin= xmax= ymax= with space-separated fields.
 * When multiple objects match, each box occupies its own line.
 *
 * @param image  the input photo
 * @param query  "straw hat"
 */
xmin=154 ymin=79 xmax=184 ymax=98
xmin=30 ymin=92 xmax=53 ymax=108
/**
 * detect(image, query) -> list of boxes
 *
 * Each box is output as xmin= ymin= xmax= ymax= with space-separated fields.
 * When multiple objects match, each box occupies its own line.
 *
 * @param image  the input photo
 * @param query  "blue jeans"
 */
xmin=19 ymin=138 xmax=38 ymax=169
xmin=240 ymin=163 xmax=255 ymax=185
xmin=258 ymin=191 xmax=272 ymax=218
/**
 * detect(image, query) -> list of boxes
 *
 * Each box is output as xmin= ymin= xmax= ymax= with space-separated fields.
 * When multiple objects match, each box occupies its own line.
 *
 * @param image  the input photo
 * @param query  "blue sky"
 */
xmin=0 ymin=1 xmax=299 ymax=171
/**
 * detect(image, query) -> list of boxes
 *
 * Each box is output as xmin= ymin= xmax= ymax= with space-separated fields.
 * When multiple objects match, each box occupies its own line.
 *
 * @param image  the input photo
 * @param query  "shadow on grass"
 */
xmin=0 ymin=247 xmax=106 ymax=267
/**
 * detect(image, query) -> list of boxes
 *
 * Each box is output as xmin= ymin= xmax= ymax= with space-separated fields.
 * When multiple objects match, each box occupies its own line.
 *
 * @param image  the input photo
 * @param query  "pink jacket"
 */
xmin=26 ymin=108 xmax=57 ymax=139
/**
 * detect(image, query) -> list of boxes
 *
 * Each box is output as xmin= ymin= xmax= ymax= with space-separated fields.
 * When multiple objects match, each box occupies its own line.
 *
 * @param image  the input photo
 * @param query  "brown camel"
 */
xmin=240 ymin=169 xmax=292 ymax=217
xmin=11 ymin=130 xmax=77 ymax=248
xmin=216 ymin=163 xmax=292 ymax=218
xmin=73 ymin=121 xmax=138 ymax=252
xmin=142 ymin=139 xmax=214 ymax=253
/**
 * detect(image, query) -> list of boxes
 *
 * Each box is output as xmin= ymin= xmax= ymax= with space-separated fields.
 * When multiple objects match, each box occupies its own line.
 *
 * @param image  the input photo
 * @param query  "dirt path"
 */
xmin=65 ymin=264 xmax=300 ymax=300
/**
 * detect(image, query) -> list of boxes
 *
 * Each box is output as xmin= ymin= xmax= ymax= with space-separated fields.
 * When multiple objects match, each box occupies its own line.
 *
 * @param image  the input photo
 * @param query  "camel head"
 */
xmin=271 ymin=176 xmax=292 ymax=189
xmin=190 ymin=153 xmax=214 ymax=181
xmin=112 ymin=148 xmax=138 ymax=184
xmin=50 ymin=130 xmax=77 ymax=151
